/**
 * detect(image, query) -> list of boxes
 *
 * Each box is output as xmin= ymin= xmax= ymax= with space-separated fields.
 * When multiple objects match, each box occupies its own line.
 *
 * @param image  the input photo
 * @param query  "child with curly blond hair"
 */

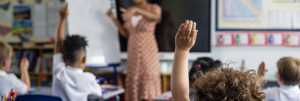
xmin=171 ymin=20 xmax=266 ymax=101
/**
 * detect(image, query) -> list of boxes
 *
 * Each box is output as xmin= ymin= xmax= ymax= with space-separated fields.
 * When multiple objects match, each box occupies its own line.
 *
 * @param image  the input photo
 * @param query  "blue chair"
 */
xmin=15 ymin=94 xmax=63 ymax=101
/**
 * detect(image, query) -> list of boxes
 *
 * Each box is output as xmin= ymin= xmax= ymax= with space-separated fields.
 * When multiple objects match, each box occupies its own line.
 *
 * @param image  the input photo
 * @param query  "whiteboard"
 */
xmin=66 ymin=0 xmax=120 ymax=67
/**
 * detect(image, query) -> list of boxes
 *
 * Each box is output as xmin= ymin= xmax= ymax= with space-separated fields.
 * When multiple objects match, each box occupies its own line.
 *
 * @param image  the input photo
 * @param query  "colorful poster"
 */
xmin=13 ymin=5 xmax=31 ymax=20
xmin=12 ymin=20 xmax=33 ymax=42
xmin=223 ymin=0 xmax=263 ymax=22
xmin=13 ymin=5 xmax=32 ymax=42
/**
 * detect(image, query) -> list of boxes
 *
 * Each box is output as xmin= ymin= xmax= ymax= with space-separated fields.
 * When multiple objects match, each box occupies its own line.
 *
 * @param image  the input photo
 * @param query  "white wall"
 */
xmin=210 ymin=0 xmax=300 ymax=81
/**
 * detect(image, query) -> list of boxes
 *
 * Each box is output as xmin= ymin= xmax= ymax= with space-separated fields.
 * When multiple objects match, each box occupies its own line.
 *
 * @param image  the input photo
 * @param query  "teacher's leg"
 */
xmin=125 ymin=53 xmax=141 ymax=101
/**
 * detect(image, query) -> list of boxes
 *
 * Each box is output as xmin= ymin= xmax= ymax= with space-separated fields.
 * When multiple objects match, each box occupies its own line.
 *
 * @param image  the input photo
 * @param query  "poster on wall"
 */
xmin=12 ymin=20 xmax=33 ymax=42
xmin=250 ymin=33 xmax=266 ymax=46
xmin=13 ymin=5 xmax=31 ymax=20
xmin=222 ymin=0 xmax=263 ymax=22
xmin=266 ymin=33 xmax=283 ymax=46
xmin=283 ymin=34 xmax=300 ymax=46
xmin=233 ymin=33 xmax=249 ymax=45
xmin=216 ymin=33 xmax=233 ymax=46
xmin=13 ymin=5 xmax=32 ymax=42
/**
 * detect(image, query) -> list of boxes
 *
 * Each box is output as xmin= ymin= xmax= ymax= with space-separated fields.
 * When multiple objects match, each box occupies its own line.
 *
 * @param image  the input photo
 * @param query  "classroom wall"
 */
xmin=0 ymin=0 xmax=63 ymax=43
xmin=111 ymin=0 xmax=300 ymax=82
xmin=210 ymin=0 xmax=300 ymax=81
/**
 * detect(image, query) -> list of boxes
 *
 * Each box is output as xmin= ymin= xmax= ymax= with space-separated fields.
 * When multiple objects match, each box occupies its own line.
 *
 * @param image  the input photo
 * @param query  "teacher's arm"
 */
xmin=120 ymin=4 xmax=161 ymax=22
xmin=55 ymin=3 xmax=68 ymax=54
xmin=172 ymin=20 xmax=197 ymax=101
xmin=107 ymin=9 xmax=129 ymax=38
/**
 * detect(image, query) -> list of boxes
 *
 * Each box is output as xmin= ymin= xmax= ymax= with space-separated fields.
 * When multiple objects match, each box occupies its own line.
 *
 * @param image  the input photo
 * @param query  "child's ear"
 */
xmin=82 ymin=55 xmax=86 ymax=63
xmin=1 ymin=61 xmax=6 ymax=67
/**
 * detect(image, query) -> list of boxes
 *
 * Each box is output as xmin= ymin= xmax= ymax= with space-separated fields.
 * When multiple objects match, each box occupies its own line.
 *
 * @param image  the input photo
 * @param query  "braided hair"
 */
xmin=189 ymin=57 xmax=222 ymax=86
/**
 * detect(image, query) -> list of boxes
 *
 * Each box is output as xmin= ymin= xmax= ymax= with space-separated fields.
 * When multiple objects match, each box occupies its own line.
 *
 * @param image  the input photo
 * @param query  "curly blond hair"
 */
xmin=191 ymin=67 xmax=266 ymax=101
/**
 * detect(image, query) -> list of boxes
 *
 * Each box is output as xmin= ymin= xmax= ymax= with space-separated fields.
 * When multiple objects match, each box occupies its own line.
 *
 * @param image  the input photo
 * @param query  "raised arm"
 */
xmin=54 ymin=3 xmax=68 ymax=54
xmin=20 ymin=58 xmax=30 ymax=93
xmin=107 ymin=8 xmax=129 ymax=38
xmin=172 ymin=20 xmax=198 ymax=101
xmin=257 ymin=61 xmax=268 ymax=77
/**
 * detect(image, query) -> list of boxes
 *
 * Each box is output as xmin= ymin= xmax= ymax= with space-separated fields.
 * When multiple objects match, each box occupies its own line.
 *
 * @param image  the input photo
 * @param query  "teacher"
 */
xmin=107 ymin=0 xmax=162 ymax=101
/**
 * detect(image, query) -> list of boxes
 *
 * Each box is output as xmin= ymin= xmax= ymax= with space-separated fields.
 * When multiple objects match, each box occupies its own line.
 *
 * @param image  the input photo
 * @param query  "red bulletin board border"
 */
xmin=216 ymin=33 xmax=234 ymax=46
xmin=282 ymin=33 xmax=300 ymax=47
xmin=216 ymin=32 xmax=300 ymax=47
xmin=249 ymin=32 xmax=266 ymax=46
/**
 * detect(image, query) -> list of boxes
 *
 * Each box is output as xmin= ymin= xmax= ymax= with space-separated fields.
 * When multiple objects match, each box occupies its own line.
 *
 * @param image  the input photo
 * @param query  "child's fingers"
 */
xmin=186 ymin=21 xmax=193 ymax=37
xmin=193 ymin=30 xmax=198 ymax=40
xmin=182 ymin=20 xmax=189 ymax=36
xmin=177 ymin=23 xmax=184 ymax=37
xmin=190 ymin=22 xmax=196 ymax=37
xmin=65 ymin=3 xmax=68 ymax=9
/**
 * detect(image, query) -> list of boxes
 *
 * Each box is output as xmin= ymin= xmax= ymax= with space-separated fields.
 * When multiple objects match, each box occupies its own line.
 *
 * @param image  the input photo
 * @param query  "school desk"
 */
xmin=154 ymin=91 xmax=172 ymax=101
xmin=30 ymin=87 xmax=124 ymax=101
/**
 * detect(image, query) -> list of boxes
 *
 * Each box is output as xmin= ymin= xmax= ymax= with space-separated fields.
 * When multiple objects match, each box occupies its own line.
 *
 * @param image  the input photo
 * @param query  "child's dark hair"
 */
xmin=189 ymin=57 xmax=222 ymax=86
xmin=62 ymin=35 xmax=88 ymax=64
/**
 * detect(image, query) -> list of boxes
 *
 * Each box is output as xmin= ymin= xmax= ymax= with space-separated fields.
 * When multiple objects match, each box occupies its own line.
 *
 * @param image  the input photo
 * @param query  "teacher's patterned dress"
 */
xmin=123 ymin=4 xmax=162 ymax=101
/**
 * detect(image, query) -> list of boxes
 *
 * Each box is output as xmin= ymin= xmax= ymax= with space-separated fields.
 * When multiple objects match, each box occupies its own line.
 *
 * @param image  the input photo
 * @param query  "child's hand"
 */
xmin=59 ymin=3 xmax=69 ymax=20
xmin=20 ymin=58 xmax=29 ymax=71
xmin=175 ymin=20 xmax=198 ymax=51
xmin=258 ymin=61 xmax=268 ymax=77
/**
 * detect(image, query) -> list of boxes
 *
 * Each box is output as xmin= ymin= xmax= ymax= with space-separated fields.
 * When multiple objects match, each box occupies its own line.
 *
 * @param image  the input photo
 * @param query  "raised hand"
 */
xmin=20 ymin=58 xmax=29 ymax=71
xmin=258 ymin=61 xmax=268 ymax=77
xmin=59 ymin=3 xmax=69 ymax=20
xmin=175 ymin=20 xmax=198 ymax=51
xmin=107 ymin=8 xmax=115 ymax=20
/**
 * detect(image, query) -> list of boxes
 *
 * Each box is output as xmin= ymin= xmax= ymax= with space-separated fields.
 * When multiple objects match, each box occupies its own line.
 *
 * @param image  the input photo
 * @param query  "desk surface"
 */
xmin=154 ymin=91 xmax=172 ymax=101
xmin=31 ymin=87 xmax=124 ymax=100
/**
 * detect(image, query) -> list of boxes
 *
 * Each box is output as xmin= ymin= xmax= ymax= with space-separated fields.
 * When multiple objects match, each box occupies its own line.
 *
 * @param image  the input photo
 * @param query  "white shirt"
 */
xmin=264 ymin=85 xmax=300 ymax=101
xmin=131 ymin=15 xmax=143 ymax=28
xmin=0 ymin=70 xmax=27 ymax=96
xmin=52 ymin=53 xmax=102 ymax=101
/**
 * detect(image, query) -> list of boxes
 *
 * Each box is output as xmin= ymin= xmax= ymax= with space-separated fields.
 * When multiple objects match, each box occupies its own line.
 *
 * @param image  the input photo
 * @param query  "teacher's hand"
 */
xmin=120 ymin=7 xmax=138 ymax=20
xmin=107 ymin=8 xmax=115 ymax=20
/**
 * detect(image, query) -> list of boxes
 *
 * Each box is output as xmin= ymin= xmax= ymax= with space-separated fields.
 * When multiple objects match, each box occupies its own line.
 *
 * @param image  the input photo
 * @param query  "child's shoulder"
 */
xmin=6 ymin=73 xmax=18 ymax=79
xmin=82 ymin=72 xmax=97 ymax=80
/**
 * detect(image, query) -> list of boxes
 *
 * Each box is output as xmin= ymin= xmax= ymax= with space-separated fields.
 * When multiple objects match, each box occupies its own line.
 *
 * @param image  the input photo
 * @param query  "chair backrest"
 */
xmin=15 ymin=94 xmax=63 ymax=101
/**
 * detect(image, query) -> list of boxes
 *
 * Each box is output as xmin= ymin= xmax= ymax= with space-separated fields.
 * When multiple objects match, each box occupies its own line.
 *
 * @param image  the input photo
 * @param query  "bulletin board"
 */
xmin=0 ymin=0 xmax=66 ymax=43
xmin=216 ymin=0 xmax=300 ymax=31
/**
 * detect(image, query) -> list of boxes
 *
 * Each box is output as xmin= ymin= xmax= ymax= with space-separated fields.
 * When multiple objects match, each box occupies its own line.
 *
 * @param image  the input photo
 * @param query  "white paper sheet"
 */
xmin=0 ymin=12 xmax=11 ymax=21
xmin=293 ymin=12 xmax=300 ymax=29
xmin=47 ymin=1 xmax=68 ymax=38
xmin=268 ymin=11 xmax=293 ymax=29
xmin=33 ymin=4 xmax=47 ymax=37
